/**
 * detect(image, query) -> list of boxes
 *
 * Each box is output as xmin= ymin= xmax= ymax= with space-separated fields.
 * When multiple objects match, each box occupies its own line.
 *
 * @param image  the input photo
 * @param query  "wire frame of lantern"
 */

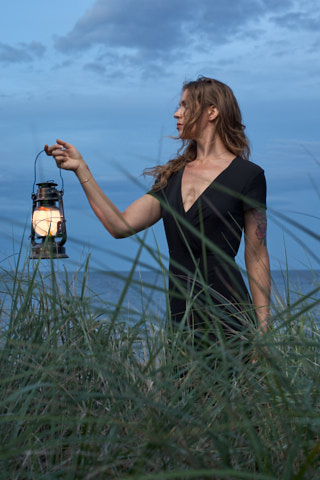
xmin=30 ymin=150 xmax=69 ymax=259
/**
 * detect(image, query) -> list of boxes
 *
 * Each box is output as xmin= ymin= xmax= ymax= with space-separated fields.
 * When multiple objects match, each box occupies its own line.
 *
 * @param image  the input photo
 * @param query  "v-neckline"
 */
xmin=180 ymin=156 xmax=238 ymax=214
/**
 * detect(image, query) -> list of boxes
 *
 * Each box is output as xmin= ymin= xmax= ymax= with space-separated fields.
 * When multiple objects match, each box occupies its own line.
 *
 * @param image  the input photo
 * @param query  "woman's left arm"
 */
xmin=244 ymin=208 xmax=271 ymax=333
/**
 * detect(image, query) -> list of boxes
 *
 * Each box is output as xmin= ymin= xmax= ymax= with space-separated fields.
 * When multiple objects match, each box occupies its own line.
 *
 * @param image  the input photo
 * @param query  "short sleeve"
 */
xmin=147 ymin=188 xmax=166 ymax=209
xmin=242 ymin=171 xmax=267 ymax=211
xmin=147 ymin=189 xmax=164 ymax=201
xmin=146 ymin=188 xmax=167 ymax=216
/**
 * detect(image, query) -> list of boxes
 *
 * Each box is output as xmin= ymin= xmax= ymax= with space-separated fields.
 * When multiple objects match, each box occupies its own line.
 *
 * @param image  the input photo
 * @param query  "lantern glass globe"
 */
xmin=32 ymin=206 xmax=61 ymax=237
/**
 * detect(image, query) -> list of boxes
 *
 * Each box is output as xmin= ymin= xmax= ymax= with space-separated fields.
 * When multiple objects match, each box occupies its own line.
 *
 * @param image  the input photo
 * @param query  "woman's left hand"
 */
xmin=44 ymin=138 xmax=85 ymax=172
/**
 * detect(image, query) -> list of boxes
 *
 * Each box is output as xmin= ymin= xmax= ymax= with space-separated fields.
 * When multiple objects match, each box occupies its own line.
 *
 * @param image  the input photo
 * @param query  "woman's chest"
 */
xmin=181 ymin=163 xmax=234 ymax=213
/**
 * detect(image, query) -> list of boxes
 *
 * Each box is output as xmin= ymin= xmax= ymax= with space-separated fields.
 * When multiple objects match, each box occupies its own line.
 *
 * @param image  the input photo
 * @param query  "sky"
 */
xmin=0 ymin=0 xmax=319 ymax=274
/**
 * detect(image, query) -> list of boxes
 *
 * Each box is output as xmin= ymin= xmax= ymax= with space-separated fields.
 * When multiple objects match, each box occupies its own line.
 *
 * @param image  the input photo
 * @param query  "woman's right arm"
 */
xmin=45 ymin=139 xmax=161 ymax=239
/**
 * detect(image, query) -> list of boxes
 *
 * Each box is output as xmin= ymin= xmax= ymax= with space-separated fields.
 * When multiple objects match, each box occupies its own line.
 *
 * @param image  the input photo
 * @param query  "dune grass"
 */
xmin=0 ymin=242 xmax=319 ymax=480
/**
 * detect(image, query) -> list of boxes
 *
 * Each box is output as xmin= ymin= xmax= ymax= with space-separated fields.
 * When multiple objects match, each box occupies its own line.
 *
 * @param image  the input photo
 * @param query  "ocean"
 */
xmin=74 ymin=269 xmax=320 ymax=320
xmin=1 ymin=269 xmax=319 ymax=323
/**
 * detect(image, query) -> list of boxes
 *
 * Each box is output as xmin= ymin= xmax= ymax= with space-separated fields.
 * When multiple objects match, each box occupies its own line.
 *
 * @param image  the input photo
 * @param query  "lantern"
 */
xmin=30 ymin=151 xmax=68 ymax=259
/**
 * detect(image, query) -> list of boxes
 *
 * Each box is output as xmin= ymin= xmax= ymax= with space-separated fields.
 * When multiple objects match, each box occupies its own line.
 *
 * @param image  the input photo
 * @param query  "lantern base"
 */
xmin=30 ymin=244 xmax=69 ymax=259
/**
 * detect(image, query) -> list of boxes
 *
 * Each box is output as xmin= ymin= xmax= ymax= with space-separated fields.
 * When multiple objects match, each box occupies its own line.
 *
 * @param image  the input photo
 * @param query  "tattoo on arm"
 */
xmin=251 ymin=209 xmax=267 ymax=245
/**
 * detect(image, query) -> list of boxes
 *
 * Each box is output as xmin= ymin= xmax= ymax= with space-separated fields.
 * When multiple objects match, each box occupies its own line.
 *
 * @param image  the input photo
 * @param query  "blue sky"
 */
xmin=1 ymin=0 xmax=319 ymax=273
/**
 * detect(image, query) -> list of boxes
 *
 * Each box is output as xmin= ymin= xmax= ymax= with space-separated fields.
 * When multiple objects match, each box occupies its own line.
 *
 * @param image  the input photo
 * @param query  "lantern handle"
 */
xmin=32 ymin=149 xmax=64 ymax=194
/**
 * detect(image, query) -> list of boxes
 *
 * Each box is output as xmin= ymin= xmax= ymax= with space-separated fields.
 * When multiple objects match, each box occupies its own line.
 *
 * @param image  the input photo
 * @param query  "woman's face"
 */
xmin=174 ymin=89 xmax=193 ymax=138
xmin=174 ymin=88 xmax=213 ymax=140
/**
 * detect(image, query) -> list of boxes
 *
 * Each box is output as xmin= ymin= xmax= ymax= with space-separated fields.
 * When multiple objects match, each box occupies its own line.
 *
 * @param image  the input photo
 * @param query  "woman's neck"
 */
xmin=195 ymin=134 xmax=233 ymax=164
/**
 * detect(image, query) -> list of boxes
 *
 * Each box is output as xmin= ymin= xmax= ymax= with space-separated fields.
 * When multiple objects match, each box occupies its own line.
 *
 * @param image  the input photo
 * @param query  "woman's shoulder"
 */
xmin=148 ymin=169 xmax=181 ymax=198
xmin=234 ymin=156 xmax=265 ymax=177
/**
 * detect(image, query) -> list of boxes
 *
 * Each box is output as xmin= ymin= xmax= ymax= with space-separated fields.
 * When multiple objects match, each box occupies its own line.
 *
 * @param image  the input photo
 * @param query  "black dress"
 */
xmin=149 ymin=156 xmax=267 ymax=340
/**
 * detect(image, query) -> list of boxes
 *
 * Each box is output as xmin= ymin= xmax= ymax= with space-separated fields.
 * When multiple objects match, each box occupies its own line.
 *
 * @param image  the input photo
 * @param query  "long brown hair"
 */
xmin=145 ymin=76 xmax=250 ymax=191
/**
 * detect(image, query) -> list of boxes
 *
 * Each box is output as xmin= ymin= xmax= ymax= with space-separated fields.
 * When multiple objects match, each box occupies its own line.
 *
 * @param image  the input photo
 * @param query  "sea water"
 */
xmin=74 ymin=269 xmax=320 ymax=321
xmin=1 ymin=269 xmax=319 ymax=324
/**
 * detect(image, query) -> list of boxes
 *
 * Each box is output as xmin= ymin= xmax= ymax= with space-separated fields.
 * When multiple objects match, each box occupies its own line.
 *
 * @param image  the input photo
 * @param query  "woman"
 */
xmin=45 ymin=77 xmax=270 ymax=347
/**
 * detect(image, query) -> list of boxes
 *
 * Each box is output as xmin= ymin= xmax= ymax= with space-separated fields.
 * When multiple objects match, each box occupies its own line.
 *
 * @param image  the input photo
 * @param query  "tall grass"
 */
xmin=0 ymin=237 xmax=319 ymax=479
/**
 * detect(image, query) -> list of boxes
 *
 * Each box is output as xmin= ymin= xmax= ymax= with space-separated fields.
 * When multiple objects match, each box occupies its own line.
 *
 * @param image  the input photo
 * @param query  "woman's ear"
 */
xmin=208 ymin=106 xmax=219 ymax=121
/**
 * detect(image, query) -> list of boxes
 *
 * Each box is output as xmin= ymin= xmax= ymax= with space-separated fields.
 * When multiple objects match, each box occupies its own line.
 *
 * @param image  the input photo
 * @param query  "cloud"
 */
xmin=271 ymin=9 xmax=320 ymax=31
xmin=0 ymin=41 xmax=46 ymax=64
xmin=83 ymin=62 xmax=106 ymax=74
xmin=55 ymin=0 xmax=190 ymax=53
xmin=54 ymin=0 xmax=294 ymax=57
xmin=28 ymin=41 xmax=46 ymax=58
xmin=52 ymin=0 xmax=302 ymax=80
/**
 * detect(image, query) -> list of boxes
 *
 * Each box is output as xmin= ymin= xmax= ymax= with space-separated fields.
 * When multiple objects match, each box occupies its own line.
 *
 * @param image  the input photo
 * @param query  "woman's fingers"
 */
xmin=44 ymin=139 xmax=83 ymax=171
xmin=44 ymin=142 xmax=70 ymax=161
xmin=44 ymin=144 xmax=51 ymax=155
xmin=50 ymin=148 xmax=65 ymax=160
xmin=44 ymin=143 xmax=63 ymax=156
xmin=44 ymin=143 xmax=58 ymax=156
xmin=56 ymin=139 xmax=73 ymax=150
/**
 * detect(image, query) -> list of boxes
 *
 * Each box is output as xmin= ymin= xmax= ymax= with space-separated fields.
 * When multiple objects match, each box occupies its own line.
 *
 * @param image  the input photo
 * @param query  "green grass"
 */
xmin=0 ymin=243 xmax=319 ymax=480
